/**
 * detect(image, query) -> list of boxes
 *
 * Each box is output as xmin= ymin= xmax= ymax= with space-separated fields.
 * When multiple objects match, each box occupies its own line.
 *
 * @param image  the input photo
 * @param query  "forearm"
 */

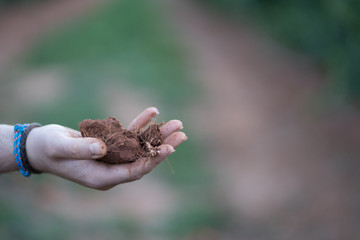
xmin=0 ymin=124 xmax=18 ymax=173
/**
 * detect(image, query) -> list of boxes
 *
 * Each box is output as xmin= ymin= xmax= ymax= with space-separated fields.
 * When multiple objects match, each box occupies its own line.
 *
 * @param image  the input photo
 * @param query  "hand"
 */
xmin=26 ymin=107 xmax=187 ymax=190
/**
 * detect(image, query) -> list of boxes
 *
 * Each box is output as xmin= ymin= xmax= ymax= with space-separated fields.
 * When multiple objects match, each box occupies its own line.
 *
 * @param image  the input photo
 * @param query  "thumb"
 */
xmin=52 ymin=137 xmax=107 ymax=160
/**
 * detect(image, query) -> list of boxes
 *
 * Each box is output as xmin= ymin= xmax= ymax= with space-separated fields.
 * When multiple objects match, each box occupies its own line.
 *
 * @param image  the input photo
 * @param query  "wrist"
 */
xmin=0 ymin=125 xmax=18 ymax=173
xmin=26 ymin=127 xmax=46 ymax=173
xmin=12 ymin=123 xmax=43 ymax=176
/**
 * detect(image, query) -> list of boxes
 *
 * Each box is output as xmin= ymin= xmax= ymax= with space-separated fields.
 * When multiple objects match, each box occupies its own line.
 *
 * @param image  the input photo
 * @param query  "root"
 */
xmin=145 ymin=141 xmax=160 ymax=157
xmin=79 ymin=117 xmax=163 ymax=164
xmin=166 ymin=157 xmax=175 ymax=175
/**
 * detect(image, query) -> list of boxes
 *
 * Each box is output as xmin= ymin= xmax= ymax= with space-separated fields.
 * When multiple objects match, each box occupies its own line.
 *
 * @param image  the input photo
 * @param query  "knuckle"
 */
xmin=68 ymin=144 xmax=80 ymax=157
xmin=174 ymin=131 xmax=186 ymax=138
xmin=63 ymin=141 xmax=82 ymax=158
xmin=169 ymin=119 xmax=182 ymax=126
xmin=177 ymin=132 xmax=187 ymax=142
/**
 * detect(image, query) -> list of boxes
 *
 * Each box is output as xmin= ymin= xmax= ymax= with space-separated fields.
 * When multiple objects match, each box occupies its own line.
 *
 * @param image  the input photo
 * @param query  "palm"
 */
xmin=28 ymin=107 xmax=186 ymax=190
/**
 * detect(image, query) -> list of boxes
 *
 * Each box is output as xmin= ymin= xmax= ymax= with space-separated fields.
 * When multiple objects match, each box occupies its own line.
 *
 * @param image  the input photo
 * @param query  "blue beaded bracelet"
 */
xmin=14 ymin=123 xmax=41 ymax=177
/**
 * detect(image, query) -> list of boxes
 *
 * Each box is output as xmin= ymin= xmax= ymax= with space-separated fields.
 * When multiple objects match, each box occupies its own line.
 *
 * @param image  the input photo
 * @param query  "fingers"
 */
xmin=127 ymin=107 xmax=159 ymax=131
xmin=50 ymin=137 xmax=107 ymax=160
xmin=160 ymin=120 xmax=183 ymax=139
xmin=81 ymin=144 xmax=175 ymax=190
xmin=163 ymin=131 xmax=188 ymax=149
xmin=131 ymin=144 xmax=175 ymax=178
xmin=81 ymin=130 xmax=188 ymax=190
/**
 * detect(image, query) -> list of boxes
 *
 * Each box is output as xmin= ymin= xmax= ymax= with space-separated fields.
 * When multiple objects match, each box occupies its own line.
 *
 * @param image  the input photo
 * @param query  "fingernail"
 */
xmin=169 ymin=146 xmax=175 ymax=153
xmin=149 ymin=107 xmax=159 ymax=115
xmin=154 ymin=107 xmax=160 ymax=115
xmin=90 ymin=142 xmax=105 ymax=158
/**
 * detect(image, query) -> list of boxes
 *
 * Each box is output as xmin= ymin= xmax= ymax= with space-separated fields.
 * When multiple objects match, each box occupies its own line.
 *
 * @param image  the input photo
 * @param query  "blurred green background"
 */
xmin=1 ymin=0 xmax=360 ymax=239
xmin=0 ymin=0 xmax=218 ymax=239
xmin=202 ymin=0 xmax=360 ymax=104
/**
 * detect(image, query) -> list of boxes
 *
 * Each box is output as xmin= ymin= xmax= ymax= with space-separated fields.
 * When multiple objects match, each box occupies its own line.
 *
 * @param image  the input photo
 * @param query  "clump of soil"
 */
xmin=79 ymin=117 xmax=163 ymax=164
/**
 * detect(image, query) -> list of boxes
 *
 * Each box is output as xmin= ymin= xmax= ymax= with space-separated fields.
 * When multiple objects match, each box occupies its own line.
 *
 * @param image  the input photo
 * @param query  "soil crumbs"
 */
xmin=79 ymin=117 xmax=163 ymax=164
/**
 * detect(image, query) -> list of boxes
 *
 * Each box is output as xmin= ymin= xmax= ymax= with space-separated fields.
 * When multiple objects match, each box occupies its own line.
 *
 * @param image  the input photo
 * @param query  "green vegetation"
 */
xmin=26 ymin=0 xmax=196 ymax=128
xmin=1 ymin=0 xmax=212 ymax=239
xmin=201 ymin=0 xmax=360 ymax=104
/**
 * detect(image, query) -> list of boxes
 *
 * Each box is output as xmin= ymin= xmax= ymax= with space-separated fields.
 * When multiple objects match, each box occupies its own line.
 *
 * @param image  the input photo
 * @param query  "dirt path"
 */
xmin=161 ymin=0 xmax=360 ymax=238
xmin=0 ymin=0 xmax=105 ymax=72
xmin=1 ymin=0 xmax=359 ymax=238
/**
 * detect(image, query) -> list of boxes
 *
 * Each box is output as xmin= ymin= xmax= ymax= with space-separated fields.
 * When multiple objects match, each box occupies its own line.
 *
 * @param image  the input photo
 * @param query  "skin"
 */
xmin=0 ymin=107 xmax=187 ymax=190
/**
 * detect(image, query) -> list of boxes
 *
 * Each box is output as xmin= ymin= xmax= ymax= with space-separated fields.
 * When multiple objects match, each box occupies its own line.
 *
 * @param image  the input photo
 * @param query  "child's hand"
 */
xmin=26 ymin=107 xmax=187 ymax=190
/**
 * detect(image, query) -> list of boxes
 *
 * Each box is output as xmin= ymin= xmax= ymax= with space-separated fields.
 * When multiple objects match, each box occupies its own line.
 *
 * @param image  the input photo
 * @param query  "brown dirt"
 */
xmin=79 ymin=117 xmax=163 ymax=164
